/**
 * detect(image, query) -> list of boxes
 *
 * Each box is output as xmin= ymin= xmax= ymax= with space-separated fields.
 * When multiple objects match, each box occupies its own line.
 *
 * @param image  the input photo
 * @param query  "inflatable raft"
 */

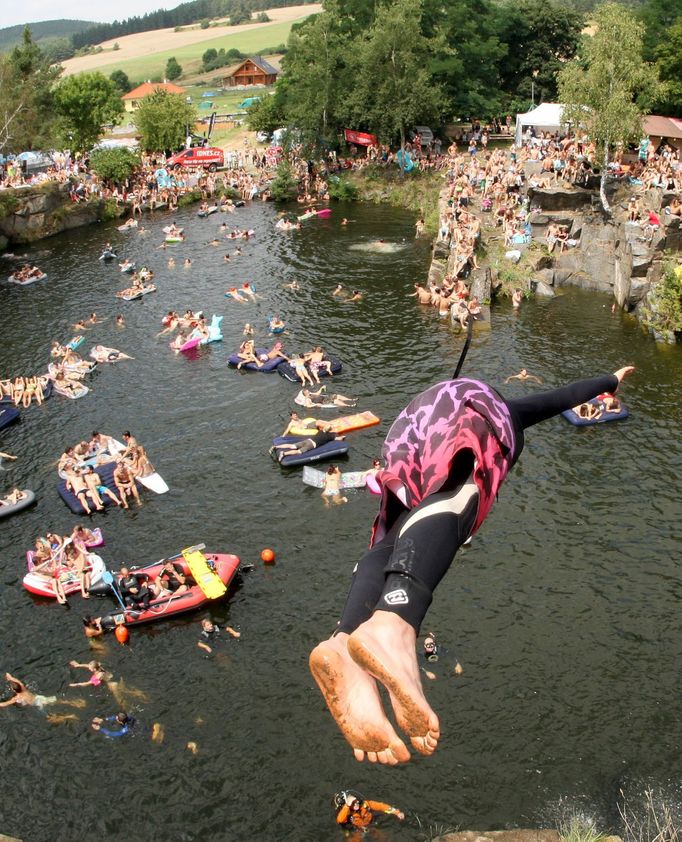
xmin=120 ymin=284 xmax=156 ymax=301
xmin=57 ymin=462 xmax=122 ymax=513
xmin=119 ymin=262 xmax=136 ymax=274
xmin=23 ymin=552 xmax=106 ymax=599
xmin=117 ymin=220 xmax=138 ymax=232
xmin=52 ymin=381 xmax=89 ymax=400
xmin=99 ymin=250 xmax=117 ymax=261
xmin=327 ymin=411 xmax=380 ymax=434
xmin=227 ymin=348 xmax=286 ymax=372
xmin=0 ymin=407 xmax=20 ymax=430
xmin=561 ymin=400 xmax=629 ymax=426
xmin=66 ymin=336 xmax=85 ymax=351
xmin=0 ymin=381 xmax=53 ymax=406
xmin=277 ymin=357 xmax=342 ymax=382
xmin=271 ymin=435 xmax=349 ymax=467
xmin=197 ymin=206 xmax=218 ymax=217
xmin=93 ymin=549 xmax=241 ymax=629
xmin=8 ymin=272 xmax=47 ymax=285
xmin=0 ymin=489 xmax=36 ymax=519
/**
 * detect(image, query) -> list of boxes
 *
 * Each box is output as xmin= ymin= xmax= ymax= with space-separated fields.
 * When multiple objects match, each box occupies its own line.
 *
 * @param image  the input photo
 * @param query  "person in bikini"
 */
xmin=308 ymin=366 xmax=635 ymax=766
xmin=322 ymin=465 xmax=348 ymax=507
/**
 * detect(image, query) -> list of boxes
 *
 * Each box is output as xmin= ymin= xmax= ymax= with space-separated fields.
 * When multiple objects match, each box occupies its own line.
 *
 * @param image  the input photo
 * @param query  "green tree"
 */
xmin=256 ymin=12 xmax=271 ymax=22
xmin=54 ymin=72 xmax=124 ymax=152
xmin=426 ymin=0 xmax=505 ymax=119
xmin=280 ymin=3 xmax=352 ymax=144
xmin=202 ymin=47 xmax=218 ymax=69
xmin=166 ymin=57 xmax=182 ymax=80
xmin=558 ymin=3 xmax=661 ymax=214
xmin=639 ymin=0 xmax=682 ymax=61
xmin=496 ymin=0 xmax=583 ymax=108
xmin=90 ymin=147 xmax=140 ymax=184
xmin=230 ymin=2 xmax=251 ymax=26
xmin=654 ymin=18 xmax=682 ymax=117
xmin=133 ymin=90 xmax=196 ymax=152
xmin=351 ymin=0 xmax=447 ymax=165
xmin=269 ymin=159 xmax=298 ymax=202
xmin=246 ymin=91 xmax=286 ymax=133
xmin=0 ymin=27 xmax=61 ymax=152
xmin=109 ymin=69 xmax=131 ymax=94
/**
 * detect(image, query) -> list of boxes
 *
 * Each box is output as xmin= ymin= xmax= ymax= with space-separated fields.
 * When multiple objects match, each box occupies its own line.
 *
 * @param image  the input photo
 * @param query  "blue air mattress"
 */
xmin=561 ymin=400 xmax=629 ymax=426
xmin=57 ymin=461 xmax=141 ymax=514
xmin=0 ymin=407 xmax=20 ymax=430
xmin=271 ymin=435 xmax=349 ymax=467
xmin=227 ymin=349 xmax=285 ymax=372
xmin=277 ymin=357 xmax=342 ymax=382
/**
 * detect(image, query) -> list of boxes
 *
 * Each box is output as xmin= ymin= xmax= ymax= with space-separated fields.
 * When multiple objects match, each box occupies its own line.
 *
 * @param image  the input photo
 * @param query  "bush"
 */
xmin=166 ymin=57 xmax=182 ymax=80
xmin=90 ymin=147 xmax=140 ymax=185
xmin=641 ymin=261 xmax=682 ymax=341
xmin=256 ymin=12 xmax=271 ymax=22
xmin=269 ymin=161 xmax=298 ymax=203
xmin=113 ymin=42 xmax=120 ymax=51
xmin=200 ymin=19 xmax=210 ymax=29
xmin=328 ymin=177 xmax=358 ymax=201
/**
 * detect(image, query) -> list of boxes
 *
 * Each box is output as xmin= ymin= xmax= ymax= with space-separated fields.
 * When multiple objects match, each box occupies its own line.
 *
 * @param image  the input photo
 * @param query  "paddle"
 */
xmin=101 ymin=569 xmax=127 ymax=612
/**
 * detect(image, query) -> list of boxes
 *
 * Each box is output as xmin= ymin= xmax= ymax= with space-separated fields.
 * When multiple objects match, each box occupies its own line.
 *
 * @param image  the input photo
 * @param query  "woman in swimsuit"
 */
xmin=236 ymin=340 xmax=263 ymax=369
xmin=322 ymin=466 xmax=348 ymax=507
xmin=297 ymin=388 xmax=357 ymax=408
xmin=290 ymin=356 xmax=315 ymax=387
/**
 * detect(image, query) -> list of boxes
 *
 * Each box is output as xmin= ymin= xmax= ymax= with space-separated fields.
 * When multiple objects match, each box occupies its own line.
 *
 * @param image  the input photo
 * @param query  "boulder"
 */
xmin=528 ymin=252 xmax=553 ymax=272
xmin=533 ymin=280 xmax=555 ymax=297
xmin=533 ymin=268 xmax=555 ymax=286
xmin=435 ymin=830 xmax=560 ymax=842
xmin=528 ymin=211 xmax=549 ymax=226
xmin=627 ymin=277 xmax=651 ymax=307
xmin=663 ymin=216 xmax=682 ymax=252
xmin=528 ymin=186 xmax=593 ymax=212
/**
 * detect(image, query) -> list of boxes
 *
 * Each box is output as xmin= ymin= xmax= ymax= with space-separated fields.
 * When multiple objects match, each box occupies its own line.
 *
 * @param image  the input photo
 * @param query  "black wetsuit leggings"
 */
xmin=335 ymin=375 xmax=617 ymax=635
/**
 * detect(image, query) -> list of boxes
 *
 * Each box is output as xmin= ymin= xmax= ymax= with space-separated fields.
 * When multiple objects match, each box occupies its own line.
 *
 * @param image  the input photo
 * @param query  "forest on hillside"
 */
xmin=0 ymin=20 xmax=93 ymax=52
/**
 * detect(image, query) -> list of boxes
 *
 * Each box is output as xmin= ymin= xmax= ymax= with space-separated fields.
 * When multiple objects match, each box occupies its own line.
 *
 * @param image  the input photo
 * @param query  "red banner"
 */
xmin=344 ymin=129 xmax=377 ymax=147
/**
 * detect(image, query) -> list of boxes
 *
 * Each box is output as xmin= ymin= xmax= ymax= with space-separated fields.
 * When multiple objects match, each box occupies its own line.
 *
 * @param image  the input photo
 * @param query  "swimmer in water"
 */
xmin=284 ymin=279 xmax=300 ymax=291
xmin=184 ymin=258 xmax=192 ymax=267
xmin=223 ymin=254 xmax=231 ymax=262
xmin=309 ymin=366 xmax=635 ymax=765
xmin=512 ymin=288 xmax=523 ymax=309
xmin=349 ymin=290 xmax=362 ymax=301
xmin=168 ymin=257 xmax=175 ymax=268
xmin=332 ymin=284 xmax=345 ymax=297
xmin=197 ymin=619 xmax=240 ymax=653
xmin=341 ymin=218 xmax=348 ymax=226
xmin=334 ymin=792 xmax=404 ymax=829
xmin=504 ymin=369 xmax=543 ymax=385
xmin=243 ymin=323 xmax=254 ymax=335
xmin=0 ymin=673 xmax=85 ymax=710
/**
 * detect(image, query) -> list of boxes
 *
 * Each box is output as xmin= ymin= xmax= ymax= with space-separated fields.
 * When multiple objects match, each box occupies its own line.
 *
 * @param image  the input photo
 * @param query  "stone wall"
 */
xmin=0 ymin=184 xmax=116 ymax=251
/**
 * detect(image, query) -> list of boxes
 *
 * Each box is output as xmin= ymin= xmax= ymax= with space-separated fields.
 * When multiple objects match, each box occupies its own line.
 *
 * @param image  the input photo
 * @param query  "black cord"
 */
xmin=452 ymin=315 xmax=474 ymax=379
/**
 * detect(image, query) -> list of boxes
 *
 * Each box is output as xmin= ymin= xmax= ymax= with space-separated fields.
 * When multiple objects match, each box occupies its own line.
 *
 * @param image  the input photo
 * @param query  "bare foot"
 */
xmin=348 ymin=612 xmax=440 ymax=756
xmin=309 ymin=633 xmax=410 ymax=765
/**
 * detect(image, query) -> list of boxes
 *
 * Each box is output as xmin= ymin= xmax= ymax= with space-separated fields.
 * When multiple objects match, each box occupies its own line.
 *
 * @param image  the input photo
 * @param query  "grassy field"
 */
xmin=60 ymin=6 xmax=319 ymax=83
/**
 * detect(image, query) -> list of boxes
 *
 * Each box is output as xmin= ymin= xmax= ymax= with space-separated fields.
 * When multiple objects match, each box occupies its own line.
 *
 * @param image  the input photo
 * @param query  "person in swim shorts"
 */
xmin=309 ymin=366 xmax=635 ymax=766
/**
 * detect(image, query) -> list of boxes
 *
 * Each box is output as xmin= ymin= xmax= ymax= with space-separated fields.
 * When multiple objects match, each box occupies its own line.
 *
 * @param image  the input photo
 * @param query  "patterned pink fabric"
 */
xmin=371 ymin=379 xmax=517 ymax=545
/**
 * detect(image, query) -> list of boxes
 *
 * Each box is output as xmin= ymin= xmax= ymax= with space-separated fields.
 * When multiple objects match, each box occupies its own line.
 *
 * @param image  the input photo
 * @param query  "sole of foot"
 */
xmin=309 ymin=636 xmax=411 ymax=765
xmin=348 ymin=622 xmax=440 ymax=756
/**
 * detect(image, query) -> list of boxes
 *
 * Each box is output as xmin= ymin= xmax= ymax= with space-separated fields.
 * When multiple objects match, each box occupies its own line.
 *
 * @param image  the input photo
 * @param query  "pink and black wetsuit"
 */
xmin=335 ymin=374 xmax=619 ymax=634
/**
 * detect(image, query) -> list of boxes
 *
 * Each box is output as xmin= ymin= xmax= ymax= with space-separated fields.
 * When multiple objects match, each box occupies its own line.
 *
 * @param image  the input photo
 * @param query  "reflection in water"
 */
xmin=0 ymin=200 xmax=680 ymax=842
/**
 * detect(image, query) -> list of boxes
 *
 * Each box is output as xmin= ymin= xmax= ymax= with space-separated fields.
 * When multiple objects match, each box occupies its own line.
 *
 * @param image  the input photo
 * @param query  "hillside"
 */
xmin=0 ymin=19 xmax=94 ymax=52
xmin=60 ymin=5 xmax=320 ymax=81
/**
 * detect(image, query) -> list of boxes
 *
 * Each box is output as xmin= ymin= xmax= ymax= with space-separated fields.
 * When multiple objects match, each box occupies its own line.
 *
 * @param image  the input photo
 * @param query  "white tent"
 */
xmin=515 ymin=103 xmax=566 ymax=146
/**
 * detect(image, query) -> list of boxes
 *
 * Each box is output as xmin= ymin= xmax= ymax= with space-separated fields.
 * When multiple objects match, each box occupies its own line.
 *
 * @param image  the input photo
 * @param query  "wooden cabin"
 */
xmin=223 ymin=56 xmax=278 ymax=88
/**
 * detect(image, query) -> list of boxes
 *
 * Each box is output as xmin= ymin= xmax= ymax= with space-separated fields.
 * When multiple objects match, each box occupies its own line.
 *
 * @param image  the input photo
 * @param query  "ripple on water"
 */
xmin=0 ymin=200 xmax=681 ymax=841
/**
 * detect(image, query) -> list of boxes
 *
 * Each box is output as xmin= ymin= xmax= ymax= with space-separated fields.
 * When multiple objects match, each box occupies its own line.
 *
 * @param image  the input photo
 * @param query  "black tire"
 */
xmin=208 ymin=163 xmax=217 ymax=172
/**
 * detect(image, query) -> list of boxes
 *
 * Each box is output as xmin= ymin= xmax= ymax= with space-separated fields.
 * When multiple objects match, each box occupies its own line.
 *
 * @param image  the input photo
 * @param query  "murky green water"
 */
xmin=0 ymin=199 xmax=680 ymax=842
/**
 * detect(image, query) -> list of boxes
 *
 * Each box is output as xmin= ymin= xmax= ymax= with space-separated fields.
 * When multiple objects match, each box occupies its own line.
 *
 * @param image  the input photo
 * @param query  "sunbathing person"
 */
xmin=296 ymin=387 xmax=358 ymax=408
xmin=574 ymin=402 xmax=602 ymax=420
xmin=272 ymin=425 xmax=345 ymax=460
xmin=1 ymin=488 xmax=27 ymax=507
xmin=83 ymin=465 xmax=122 ymax=508
xmin=236 ymin=340 xmax=263 ymax=369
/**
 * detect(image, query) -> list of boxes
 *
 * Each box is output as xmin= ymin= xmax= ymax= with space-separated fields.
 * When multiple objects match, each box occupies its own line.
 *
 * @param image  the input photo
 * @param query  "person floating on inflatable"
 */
xmin=334 ymin=791 xmax=404 ymax=829
xmin=310 ymin=366 xmax=635 ymax=765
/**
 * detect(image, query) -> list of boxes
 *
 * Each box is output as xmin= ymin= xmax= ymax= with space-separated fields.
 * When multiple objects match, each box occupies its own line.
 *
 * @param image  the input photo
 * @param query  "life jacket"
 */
xmin=371 ymin=378 xmax=517 ymax=546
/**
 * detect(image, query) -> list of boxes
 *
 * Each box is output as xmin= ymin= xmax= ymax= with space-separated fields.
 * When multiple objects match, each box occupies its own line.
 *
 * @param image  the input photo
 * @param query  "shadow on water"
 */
xmin=0 ymin=200 xmax=681 ymax=841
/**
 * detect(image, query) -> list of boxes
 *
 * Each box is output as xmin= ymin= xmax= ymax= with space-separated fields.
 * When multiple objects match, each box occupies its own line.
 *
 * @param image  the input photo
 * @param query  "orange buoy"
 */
xmin=261 ymin=548 xmax=275 ymax=563
xmin=115 ymin=625 xmax=129 ymax=644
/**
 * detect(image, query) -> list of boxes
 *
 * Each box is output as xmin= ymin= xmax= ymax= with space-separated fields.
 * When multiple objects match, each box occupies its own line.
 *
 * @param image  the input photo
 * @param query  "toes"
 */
xmin=390 ymin=740 xmax=412 ymax=764
xmin=353 ymin=748 xmax=365 ymax=763
xmin=367 ymin=751 xmax=378 ymax=763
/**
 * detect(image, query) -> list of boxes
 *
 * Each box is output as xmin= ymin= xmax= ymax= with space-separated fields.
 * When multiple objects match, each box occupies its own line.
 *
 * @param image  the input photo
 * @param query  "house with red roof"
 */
xmin=122 ymin=81 xmax=186 ymax=113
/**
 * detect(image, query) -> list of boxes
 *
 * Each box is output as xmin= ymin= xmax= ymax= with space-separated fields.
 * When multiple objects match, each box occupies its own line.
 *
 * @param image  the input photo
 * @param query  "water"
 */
xmin=0 ymin=200 xmax=680 ymax=842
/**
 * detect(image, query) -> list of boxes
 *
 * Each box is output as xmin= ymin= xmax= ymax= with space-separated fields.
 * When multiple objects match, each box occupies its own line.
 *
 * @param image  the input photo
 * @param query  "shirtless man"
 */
xmin=504 ymin=369 xmax=543 ymax=385
xmin=113 ymin=462 xmax=139 ymax=508
xmin=66 ymin=468 xmax=100 ymax=513
xmin=409 ymin=283 xmax=432 ymax=305
xmin=512 ymin=288 xmax=523 ymax=309
xmin=84 ymin=466 xmax=122 ymax=508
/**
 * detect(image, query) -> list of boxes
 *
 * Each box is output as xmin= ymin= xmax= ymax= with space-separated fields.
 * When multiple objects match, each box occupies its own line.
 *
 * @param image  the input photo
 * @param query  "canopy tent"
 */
xmin=515 ymin=103 xmax=566 ymax=145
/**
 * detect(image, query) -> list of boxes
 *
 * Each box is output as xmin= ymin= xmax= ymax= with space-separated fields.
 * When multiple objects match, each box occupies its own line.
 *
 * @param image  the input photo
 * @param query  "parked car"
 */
xmin=166 ymin=146 xmax=224 ymax=171
xmin=411 ymin=126 xmax=434 ymax=145
xmin=256 ymin=131 xmax=270 ymax=143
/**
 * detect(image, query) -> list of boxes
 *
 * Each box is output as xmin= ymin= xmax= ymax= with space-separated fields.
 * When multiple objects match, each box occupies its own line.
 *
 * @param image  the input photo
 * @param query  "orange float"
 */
xmin=115 ymin=625 xmax=129 ymax=644
xmin=261 ymin=548 xmax=275 ymax=563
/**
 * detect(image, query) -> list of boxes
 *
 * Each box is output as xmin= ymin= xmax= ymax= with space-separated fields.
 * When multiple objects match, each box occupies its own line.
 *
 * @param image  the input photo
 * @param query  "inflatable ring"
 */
xmin=288 ymin=418 xmax=318 ymax=436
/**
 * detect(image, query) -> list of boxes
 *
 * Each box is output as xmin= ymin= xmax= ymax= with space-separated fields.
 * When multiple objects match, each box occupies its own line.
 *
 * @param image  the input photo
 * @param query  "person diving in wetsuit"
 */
xmin=309 ymin=366 xmax=635 ymax=766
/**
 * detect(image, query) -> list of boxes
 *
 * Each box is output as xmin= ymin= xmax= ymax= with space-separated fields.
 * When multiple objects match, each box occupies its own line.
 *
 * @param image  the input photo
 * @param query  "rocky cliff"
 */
xmin=0 ymin=183 xmax=116 ymax=251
